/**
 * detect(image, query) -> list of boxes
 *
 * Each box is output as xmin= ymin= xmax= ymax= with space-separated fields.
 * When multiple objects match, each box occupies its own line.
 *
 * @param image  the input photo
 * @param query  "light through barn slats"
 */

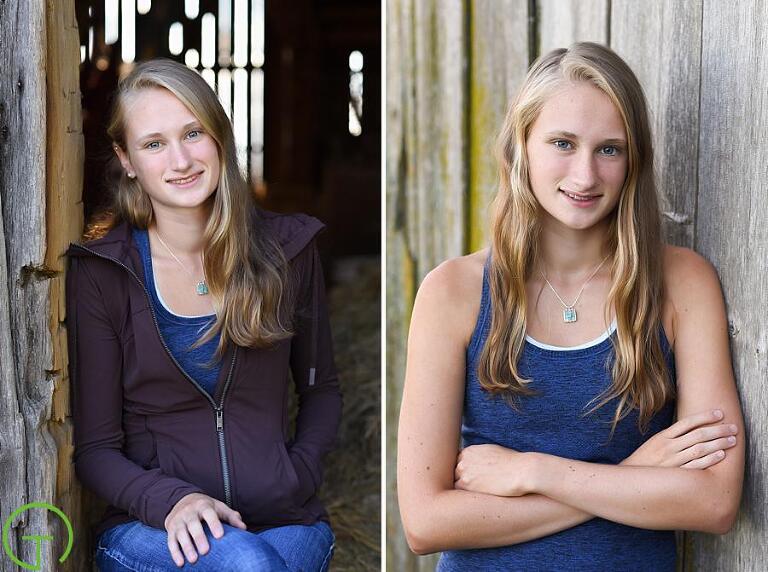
xmin=348 ymin=50 xmax=364 ymax=136
xmin=185 ymin=49 xmax=200 ymax=68
xmin=105 ymin=0 xmax=119 ymax=45
xmin=202 ymin=69 xmax=216 ymax=92
xmin=88 ymin=26 xmax=94 ymax=60
xmin=137 ymin=0 xmax=151 ymax=15
xmin=233 ymin=0 xmax=248 ymax=68
xmin=218 ymin=69 xmax=232 ymax=120
xmin=250 ymin=69 xmax=264 ymax=182
xmin=201 ymin=13 xmax=216 ymax=68
xmin=233 ymin=68 xmax=248 ymax=171
xmin=122 ymin=0 xmax=136 ymax=63
xmin=251 ymin=0 xmax=264 ymax=67
xmin=185 ymin=0 xmax=200 ymax=20
xmin=169 ymin=22 xmax=184 ymax=56
xmin=218 ymin=0 xmax=232 ymax=67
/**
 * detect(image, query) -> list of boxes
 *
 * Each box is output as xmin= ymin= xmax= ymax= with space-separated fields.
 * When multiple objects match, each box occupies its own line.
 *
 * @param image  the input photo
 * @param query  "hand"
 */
xmin=621 ymin=409 xmax=738 ymax=469
xmin=164 ymin=492 xmax=247 ymax=567
xmin=454 ymin=444 xmax=533 ymax=497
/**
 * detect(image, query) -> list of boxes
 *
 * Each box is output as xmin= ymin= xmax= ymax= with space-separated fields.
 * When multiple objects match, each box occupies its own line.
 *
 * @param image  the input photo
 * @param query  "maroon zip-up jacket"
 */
xmin=65 ymin=209 xmax=342 ymax=539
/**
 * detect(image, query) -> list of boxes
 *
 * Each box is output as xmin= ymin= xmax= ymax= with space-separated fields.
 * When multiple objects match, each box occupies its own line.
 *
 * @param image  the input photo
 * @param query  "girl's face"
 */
xmin=114 ymin=87 xmax=220 ymax=216
xmin=526 ymin=81 xmax=628 ymax=232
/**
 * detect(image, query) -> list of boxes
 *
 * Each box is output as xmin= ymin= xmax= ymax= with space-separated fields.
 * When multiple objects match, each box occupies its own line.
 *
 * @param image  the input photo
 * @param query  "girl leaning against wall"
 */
xmin=397 ymin=42 xmax=744 ymax=570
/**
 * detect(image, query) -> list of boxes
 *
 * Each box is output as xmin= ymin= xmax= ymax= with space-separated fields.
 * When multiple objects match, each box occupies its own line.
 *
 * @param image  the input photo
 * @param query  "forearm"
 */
xmin=531 ymin=453 xmax=730 ymax=533
xmin=401 ymin=488 xmax=594 ymax=554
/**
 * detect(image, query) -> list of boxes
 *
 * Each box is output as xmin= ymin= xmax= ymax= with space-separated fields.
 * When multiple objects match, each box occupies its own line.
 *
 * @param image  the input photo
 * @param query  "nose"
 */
xmin=168 ymin=141 xmax=193 ymax=172
xmin=569 ymin=151 xmax=598 ymax=191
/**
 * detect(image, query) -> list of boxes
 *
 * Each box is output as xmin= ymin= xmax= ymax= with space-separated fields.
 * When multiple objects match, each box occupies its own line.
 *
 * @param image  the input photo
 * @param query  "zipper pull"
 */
xmin=216 ymin=408 xmax=223 ymax=431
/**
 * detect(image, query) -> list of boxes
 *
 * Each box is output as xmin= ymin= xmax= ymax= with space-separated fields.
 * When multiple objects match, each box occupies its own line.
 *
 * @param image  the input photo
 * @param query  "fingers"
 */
xmin=679 ymin=435 xmax=737 ymax=466
xmin=166 ymin=533 xmax=186 ymax=568
xmin=217 ymin=503 xmax=247 ymax=530
xmin=201 ymin=506 xmax=225 ymax=539
xmin=681 ymin=450 xmax=726 ymax=469
xmin=677 ymin=423 xmax=738 ymax=453
xmin=170 ymin=526 xmax=198 ymax=567
xmin=664 ymin=409 xmax=724 ymax=439
xmin=186 ymin=518 xmax=211 ymax=557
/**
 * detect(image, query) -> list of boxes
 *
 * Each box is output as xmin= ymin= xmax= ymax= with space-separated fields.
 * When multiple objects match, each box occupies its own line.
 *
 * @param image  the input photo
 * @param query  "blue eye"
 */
xmin=554 ymin=140 xmax=573 ymax=150
xmin=187 ymin=129 xmax=202 ymax=139
xmin=145 ymin=141 xmax=161 ymax=150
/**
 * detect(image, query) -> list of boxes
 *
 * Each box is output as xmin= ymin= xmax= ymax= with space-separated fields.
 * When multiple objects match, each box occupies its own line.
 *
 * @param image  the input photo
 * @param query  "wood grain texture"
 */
xmin=385 ymin=0 xmax=419 ymax=569
xmin=611 ymin=0 xmax=702 ymax=249
xmin=46 ymin=0 xmax=86 ymax=569
xmin=538 ymin=0 xmax=609 ymax=57
xmin=469 ymin=0 xmax=529 ymax=251
xmin=409 ymin=0 xmax=467 ymax=281
xmin=690 ymin=1 xmax=768 ymax=568
xmin=0 ymin=0 xmax=57 ymax=570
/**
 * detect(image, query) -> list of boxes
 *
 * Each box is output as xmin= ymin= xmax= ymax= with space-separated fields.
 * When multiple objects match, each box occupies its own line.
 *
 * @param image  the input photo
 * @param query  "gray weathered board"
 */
xmin=386 ymin=0 xmax=767 ymax=569
xmin=0 ymin=0 xmax=85 ymax=570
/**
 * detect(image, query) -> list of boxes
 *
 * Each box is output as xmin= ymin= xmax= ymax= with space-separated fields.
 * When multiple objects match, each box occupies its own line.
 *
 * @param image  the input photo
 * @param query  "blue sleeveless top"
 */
xmin=133 ymin=228 xmax=223 ymax=396
xmin=437 ymin=260 xmax=677 ymax=571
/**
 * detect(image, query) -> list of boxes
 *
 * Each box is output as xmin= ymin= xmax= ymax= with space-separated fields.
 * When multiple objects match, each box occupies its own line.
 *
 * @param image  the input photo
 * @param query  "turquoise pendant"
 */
xmin=196 ymin=280 xmax=209 ymax=295
xmin=563 ymin=307 xmax=577 ymax=323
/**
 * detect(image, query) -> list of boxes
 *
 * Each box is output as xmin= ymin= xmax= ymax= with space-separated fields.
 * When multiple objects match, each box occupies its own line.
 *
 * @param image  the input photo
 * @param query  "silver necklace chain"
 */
xmin=152 ymin=227 xmax=209 ymax=296
xmin=541 ymin=254 xmax=610 ymax=323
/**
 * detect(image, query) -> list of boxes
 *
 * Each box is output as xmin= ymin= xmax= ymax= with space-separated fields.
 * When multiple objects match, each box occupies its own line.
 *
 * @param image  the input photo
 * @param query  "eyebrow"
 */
xmin=545 ymin=130 xmax=626 ymax=145
xmin=136 ymin=121 xmax=202 ymax=142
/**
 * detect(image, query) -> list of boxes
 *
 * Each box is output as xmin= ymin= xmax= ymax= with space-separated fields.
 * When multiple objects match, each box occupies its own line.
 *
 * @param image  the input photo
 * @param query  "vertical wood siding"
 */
xmin=0 ymin=0 xmax=84 ymax=570
xmin=386 ymin=1 xmax=767 ymax=569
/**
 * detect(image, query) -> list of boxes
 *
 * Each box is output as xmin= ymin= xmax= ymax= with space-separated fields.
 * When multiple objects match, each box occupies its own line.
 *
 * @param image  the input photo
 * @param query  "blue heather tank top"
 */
xmin=133 ymin=228 xmax=222 ymax=396
xmin=437 ymin=258 xmax=677 ymax=571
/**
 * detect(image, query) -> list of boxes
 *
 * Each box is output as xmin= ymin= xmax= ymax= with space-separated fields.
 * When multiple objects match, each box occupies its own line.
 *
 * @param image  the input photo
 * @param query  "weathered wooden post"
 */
xmin=0 ymin=0 xmax=85 ymax=570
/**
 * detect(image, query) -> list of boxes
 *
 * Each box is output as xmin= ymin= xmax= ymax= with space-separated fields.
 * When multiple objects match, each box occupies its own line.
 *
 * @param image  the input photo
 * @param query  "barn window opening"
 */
xmin=121 ymin=0 xmax=136 ymax=63
xmin=348 ymin=50 xmax=364 ymax=136
xmin=185 ymin=0 xmax=199 ymax=20
xmin=168 ymin=22 xmax=184 ymax=56
xmin=105 ymin=0 xmax=119 ymax=45
xmin=137 ymin=0 xmax=151 ymax=15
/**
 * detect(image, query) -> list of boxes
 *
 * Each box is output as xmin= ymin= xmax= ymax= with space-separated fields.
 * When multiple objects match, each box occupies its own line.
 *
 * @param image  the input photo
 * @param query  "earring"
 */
xmin=127 ymin=172 xmax=136 ymax=179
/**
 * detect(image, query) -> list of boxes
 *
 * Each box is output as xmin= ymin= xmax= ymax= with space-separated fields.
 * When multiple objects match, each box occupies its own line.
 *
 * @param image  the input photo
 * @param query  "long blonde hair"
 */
xmin=478 ymin=42 xmax=673 ymax=436
xmin=94 ymin=58 xmax=291 ymax=356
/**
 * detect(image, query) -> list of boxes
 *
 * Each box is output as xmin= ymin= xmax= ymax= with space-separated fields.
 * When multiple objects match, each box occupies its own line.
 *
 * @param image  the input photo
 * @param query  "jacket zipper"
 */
xmin=71 ymin=244 xmax=238 ymax=507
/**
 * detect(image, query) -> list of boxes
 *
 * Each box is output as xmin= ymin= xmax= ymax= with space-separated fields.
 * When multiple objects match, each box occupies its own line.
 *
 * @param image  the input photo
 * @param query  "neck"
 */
xmin=537 ymin=221 xmax=612 ymax=283
xmin=150 ymin=206 xmax=210 ymax=257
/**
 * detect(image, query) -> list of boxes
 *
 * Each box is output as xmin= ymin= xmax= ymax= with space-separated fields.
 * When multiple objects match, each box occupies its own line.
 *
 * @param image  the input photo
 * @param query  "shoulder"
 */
xmin=256 ymin=208 xmax=325 ymax=261
xmin=662 ymin=244 xmax=724 ymax=339
xmin=412 ymin=249 xmax=488 ymax=346
xmin=663 ymin=244 xmax=722 ymax=306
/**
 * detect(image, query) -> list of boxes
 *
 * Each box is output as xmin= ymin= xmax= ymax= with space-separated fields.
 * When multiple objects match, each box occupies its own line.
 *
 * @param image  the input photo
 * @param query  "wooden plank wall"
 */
xmin=386 ymin=0 xmax=767 ymax=569
xmin=0 ymin=0 xmax=84 ymax=570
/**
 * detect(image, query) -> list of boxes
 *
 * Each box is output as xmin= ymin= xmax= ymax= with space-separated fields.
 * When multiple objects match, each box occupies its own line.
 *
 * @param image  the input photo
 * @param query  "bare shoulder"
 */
xmin=414 ymin=248 xmax=489 ymax=347
xmin=662 ymin=244 xmax=725 ymax=341
xmin=662 ymin=244 xmax=722 ymax=305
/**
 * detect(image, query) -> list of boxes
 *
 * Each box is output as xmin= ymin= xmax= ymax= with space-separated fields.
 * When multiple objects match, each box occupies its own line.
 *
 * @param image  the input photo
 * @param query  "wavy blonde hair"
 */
xmin=91 ymin=58 xmax=291 ymax=356
xmin=478 ymin=42 xmax=673 ymax=437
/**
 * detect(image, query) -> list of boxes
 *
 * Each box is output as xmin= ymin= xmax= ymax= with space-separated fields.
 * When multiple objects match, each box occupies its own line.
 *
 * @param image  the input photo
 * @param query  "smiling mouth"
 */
xmin=167 ymin=172 xmax=203 ymax=185
xmin=559 ymin=188 xmax=602 ymax=201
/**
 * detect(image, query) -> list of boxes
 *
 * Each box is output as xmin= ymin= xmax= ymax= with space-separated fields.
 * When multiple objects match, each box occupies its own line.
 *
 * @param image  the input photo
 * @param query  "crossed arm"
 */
xmin=397 ymin=250 xmax=745 ymax=555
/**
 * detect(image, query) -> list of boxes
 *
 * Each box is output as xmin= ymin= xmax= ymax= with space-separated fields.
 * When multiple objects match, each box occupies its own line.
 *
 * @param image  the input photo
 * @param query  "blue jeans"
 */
xmin=94 ymin=520 xmax=335 ymax=571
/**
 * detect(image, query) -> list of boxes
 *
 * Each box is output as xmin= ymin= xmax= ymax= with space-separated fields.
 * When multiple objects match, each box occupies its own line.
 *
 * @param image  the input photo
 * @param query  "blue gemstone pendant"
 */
xmin=196 ymin=280 xmax=209 ymax=295
xmin=563 ymin=307 xmax=577 ymax=323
